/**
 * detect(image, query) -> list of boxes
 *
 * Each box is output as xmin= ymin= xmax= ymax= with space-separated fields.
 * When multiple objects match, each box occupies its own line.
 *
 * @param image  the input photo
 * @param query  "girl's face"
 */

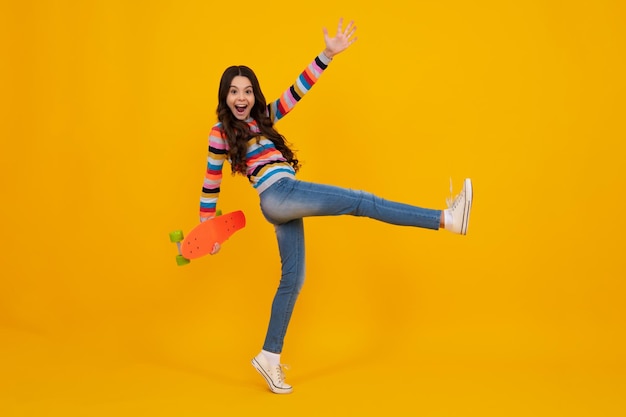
xmin=226 ymin=76 xmax=255 ymax=120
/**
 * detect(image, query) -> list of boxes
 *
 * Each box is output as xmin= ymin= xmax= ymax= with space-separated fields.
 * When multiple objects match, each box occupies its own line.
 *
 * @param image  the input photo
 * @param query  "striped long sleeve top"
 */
xmin=200 ymin=52 xmax=332 ymax=219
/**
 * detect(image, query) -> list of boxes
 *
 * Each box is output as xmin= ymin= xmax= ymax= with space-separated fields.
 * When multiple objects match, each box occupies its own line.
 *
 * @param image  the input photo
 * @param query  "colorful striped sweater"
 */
xmin=200 ymin=52 xmax=332 ymax=219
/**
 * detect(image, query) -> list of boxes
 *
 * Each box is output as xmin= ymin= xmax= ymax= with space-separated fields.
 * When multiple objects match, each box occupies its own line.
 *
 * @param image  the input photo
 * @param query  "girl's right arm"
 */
xmin=200 ymin=124 xmax=227 ymax=221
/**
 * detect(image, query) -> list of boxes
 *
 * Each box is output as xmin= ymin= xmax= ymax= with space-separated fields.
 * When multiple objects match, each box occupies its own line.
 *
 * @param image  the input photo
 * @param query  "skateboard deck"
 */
xmin=169 ymin=210 xmax=246 ymax=265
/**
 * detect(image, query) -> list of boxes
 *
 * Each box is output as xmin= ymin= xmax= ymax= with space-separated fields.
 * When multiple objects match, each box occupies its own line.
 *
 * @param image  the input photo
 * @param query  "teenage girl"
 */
xmin=200 ymin=18 xmax=473 ymax=394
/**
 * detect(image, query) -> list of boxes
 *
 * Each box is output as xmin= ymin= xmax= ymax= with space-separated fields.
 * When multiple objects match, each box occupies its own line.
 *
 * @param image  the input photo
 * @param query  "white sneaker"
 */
xmin=445 ymin=178 xmax=473 ymax=235
xmin=251 ymin=353 xmax=293 ymax=394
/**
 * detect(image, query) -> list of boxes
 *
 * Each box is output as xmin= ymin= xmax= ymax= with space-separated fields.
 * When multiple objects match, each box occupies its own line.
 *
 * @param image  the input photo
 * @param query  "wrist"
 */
xmin=322 ymin=49 xmax=334 ymax=60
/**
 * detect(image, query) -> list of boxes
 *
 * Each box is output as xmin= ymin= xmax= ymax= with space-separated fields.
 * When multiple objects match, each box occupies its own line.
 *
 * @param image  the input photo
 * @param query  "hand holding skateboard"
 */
xmin=169 ymin=210 xmax=246 ymax=266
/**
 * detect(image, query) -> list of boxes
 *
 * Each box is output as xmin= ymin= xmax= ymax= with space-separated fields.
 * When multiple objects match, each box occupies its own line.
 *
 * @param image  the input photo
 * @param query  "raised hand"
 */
xmin=322 ymin=18 xmax=357 ymax=59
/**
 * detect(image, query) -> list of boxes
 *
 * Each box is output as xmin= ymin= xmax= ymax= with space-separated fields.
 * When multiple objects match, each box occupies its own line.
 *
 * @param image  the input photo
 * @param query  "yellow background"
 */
xmin=1 ymin=0 xmax=625 ymax=415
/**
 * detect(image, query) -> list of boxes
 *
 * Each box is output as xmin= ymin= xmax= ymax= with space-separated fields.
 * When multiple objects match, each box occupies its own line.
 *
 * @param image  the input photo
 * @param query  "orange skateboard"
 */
xmin=169 ymin=210 xmax=246 ymax=266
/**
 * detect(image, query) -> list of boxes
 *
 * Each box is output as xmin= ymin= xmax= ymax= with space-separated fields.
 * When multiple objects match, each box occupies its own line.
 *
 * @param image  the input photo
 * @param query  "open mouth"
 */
xmin=235 ymin=105 xmax=247 ymax=114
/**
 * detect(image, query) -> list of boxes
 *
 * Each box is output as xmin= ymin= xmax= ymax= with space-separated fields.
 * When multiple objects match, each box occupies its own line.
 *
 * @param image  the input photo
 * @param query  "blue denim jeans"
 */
xmin=258 ymin=177 xmax=442 ymax=353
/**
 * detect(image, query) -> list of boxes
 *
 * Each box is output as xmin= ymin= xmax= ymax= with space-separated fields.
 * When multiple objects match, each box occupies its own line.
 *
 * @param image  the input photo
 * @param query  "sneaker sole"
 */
xmin=462 ymin=178 xmax=473 ymax=235
xmin=251 ymin=358 xmax=293 ymax=394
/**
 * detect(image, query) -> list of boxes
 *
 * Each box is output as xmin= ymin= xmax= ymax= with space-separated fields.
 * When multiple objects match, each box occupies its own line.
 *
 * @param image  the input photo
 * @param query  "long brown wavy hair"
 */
xmin=216 ymin=65 xmax=300 ymax=175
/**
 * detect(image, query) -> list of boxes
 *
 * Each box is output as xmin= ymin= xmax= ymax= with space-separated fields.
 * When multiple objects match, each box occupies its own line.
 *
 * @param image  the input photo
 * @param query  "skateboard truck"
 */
xmin=168 ymin=229 xmax=190 ymax=266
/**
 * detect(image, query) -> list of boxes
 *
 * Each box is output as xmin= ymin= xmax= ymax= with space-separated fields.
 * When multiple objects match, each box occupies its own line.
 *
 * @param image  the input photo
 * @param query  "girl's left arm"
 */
xmin=267 ymin=18 xmax=357 ymax=123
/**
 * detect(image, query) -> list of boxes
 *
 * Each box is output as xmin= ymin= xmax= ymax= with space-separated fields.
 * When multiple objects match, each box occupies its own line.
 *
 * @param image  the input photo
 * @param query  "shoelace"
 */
xmin=446 ymin=177 xmax=458 ymax=209
xmin=275 ymin=364 xmax=290 ymax=384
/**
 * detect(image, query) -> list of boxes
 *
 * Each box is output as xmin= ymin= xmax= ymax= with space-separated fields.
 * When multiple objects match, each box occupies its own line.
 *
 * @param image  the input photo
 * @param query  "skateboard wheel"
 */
xmin=176 ymin=255 xmax=190 ymax=266
xmin=169 ymin=230 xmax=184 ymax=243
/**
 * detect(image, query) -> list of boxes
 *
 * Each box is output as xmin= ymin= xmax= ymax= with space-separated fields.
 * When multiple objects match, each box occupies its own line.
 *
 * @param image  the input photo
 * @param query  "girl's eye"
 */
xmin=230 ymin=89 xmax=237 ymax=95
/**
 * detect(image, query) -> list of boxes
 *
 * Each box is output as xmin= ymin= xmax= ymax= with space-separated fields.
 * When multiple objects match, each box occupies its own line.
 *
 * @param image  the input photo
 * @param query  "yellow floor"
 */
xmin=2 ymin=324 xmax=624 ymax=417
